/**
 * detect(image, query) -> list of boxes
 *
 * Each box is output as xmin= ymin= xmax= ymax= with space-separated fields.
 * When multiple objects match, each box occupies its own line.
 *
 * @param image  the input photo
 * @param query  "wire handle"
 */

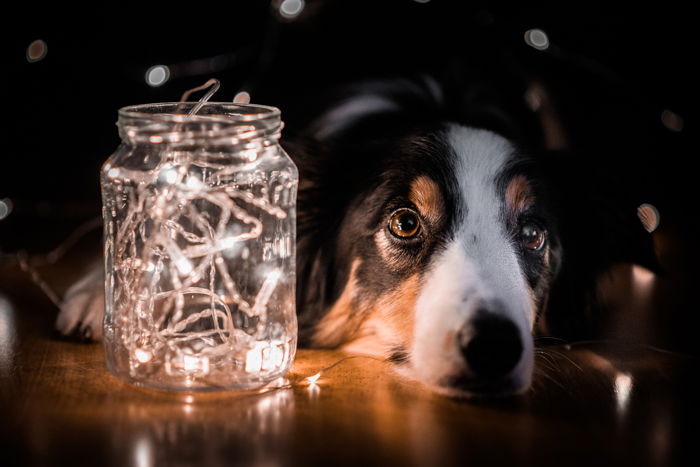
xmin=178 ymin=78 xmax=221 ymax=115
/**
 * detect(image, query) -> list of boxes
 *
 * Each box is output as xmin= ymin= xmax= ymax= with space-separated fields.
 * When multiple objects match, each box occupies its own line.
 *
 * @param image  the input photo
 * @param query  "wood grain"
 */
xmin=1 ymin=258 xmax=698 ymax=466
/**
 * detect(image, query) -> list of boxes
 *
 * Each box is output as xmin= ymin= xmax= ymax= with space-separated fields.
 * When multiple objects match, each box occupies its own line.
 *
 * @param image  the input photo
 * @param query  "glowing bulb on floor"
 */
xmin=306 ymin=372 xmax=321 ymax=385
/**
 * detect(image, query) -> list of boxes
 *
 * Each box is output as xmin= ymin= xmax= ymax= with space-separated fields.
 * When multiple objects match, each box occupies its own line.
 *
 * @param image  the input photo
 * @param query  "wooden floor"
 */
xmin=1 ymin=236 xmax=698 ymax=466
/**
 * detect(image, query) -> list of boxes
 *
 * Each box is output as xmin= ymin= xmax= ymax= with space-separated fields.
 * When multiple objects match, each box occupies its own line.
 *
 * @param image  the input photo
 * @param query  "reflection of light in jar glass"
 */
xmin=134 ymin=348 xmax=153 ymax=364
xmin=246 ymin=345 xmax=264 ymax=373
xmin=160 ymin=165 xmax=179 ymax=184
xmin=246 ymin=340 xmax=287 ymax=373
xmin=183 ymin=354 xmax=210 ymax=373
xmin=0 ymin=295 xmax=17 ymax=376
xmin=185 ymin=176 xmax=203 ymax=190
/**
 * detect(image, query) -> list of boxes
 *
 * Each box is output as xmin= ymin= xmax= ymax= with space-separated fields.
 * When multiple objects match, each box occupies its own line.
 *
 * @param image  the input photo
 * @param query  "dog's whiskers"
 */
xmin=531 ymin=365 xmax=567 ymax=392
xmin=539 ymin=348 xmax=584 ymax=373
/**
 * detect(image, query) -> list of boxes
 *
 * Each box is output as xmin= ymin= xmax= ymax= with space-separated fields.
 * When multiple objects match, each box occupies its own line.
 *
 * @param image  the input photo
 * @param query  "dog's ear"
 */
xmin=281 ymin=137 xmax=355 ymax=345
xmin=540 ymin=149 xmax=660 ymax=339
xmin=299 ymin=75 xmax=445 ymax=143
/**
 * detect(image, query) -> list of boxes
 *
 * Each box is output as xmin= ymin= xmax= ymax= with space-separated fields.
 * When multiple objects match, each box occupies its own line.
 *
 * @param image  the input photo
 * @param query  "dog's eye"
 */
xmin=519 ymin=223 xmax=546 ymax=251
xmin=388 ymin=209 xmax=421 ymax=238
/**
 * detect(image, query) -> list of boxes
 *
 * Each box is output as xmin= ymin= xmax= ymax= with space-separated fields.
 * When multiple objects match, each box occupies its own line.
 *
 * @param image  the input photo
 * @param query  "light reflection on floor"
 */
xmin=0 ymin=293 xmax=17 ymax=377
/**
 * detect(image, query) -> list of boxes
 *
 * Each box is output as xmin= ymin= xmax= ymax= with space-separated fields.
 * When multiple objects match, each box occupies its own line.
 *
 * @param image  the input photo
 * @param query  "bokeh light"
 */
xmin=0 ymin=198 xmax=12 ymax=221
xmin=234 ymin=91 xmax=251 ymax=104
xmin=524 ymin=29 xmax=549 ymax=50
xmin=279 ymin=0 xmax=305 ymax=19
xmin=26 ymin=39 xmax=48 ymax=62
xmin=637 ymin=203 xmax=660 ymax=233
xmin=145 ymin=65 xmax=170 ymax=87
xmin=661 ymin=109 xmax=684 ymax=132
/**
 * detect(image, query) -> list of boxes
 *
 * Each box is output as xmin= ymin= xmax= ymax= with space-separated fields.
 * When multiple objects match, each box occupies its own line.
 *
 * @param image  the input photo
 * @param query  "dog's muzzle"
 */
xmin=451 ymin=312 xmax=526 ymax=394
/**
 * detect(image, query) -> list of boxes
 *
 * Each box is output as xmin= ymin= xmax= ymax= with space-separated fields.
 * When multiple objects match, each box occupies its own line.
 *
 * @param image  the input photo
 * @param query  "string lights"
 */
xmin=102 ymin=81 xmax=299 ymax=391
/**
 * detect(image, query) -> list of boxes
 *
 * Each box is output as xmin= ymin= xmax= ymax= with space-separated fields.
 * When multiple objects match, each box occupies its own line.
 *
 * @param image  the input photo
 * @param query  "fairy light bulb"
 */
xmin=306 ymin=373 xmax=321 ymax=385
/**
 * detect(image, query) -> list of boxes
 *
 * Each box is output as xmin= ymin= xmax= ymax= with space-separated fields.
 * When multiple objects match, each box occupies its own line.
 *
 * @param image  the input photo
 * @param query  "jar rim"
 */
xmin=118 ymin=102 xmax=281 ymax=123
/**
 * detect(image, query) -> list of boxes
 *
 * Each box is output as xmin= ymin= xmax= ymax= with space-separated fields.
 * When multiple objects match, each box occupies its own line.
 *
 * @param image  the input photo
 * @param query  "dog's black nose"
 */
xmin=459 ymin=316 xmax=523 ymax=378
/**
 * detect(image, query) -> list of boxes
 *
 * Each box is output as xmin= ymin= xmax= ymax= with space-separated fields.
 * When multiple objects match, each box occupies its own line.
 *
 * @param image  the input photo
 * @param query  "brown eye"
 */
xmin=388 ymin=209 xmax=421 ymax=238
xmin=520 ymin=223 xmax=546 ymax=251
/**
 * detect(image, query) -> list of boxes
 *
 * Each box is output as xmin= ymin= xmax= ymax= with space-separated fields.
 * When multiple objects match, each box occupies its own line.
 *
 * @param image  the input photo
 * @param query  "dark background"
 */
xmin=1 ymin=1 xmax=697 ymax=352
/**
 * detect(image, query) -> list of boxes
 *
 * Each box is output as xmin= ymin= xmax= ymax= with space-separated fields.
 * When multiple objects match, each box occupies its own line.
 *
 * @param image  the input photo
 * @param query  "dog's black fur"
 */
xmin=278 ymin=70 xmax=658 ymax=346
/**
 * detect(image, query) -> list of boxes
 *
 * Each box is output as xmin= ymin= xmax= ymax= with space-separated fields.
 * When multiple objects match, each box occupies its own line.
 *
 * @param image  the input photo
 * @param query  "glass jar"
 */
xmin=101 ymin=102 xmax=298 ymax=391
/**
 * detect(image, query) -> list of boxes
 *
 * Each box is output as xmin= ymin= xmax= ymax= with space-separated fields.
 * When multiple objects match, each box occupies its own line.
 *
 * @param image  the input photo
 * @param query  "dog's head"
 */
xmin=287 ymin=75 xmax=655 ymax=397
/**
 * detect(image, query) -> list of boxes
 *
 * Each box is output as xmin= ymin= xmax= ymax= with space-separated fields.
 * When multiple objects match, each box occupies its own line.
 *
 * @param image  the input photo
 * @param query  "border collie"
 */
xmin=57 ymin=74 xmax=656 ymax=397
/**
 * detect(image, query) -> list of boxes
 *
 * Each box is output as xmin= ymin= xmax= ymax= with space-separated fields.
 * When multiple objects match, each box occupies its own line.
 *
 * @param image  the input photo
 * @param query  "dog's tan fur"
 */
xmin=505 ymin=175 xmax=535 ymax=221
xmin=409 ymin=176 xmax=445 ymax=226
xmin=311 ymin=259 xmax=365 ymax=347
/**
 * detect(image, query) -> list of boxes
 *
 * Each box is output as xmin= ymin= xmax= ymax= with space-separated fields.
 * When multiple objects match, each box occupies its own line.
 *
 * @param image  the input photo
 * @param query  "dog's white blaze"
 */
xmin=409 ymin=125 xmax=534 ymax=392
xmin=448 ymin=125 xmax=534 ymax=329
xmin=411 ymin=242 xmax=481 ymax=383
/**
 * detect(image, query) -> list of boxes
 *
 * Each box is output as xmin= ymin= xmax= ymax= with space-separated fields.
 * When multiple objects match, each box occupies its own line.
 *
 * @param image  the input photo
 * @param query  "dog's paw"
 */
xmin=56 ymin=267 xmax=105 ymax=341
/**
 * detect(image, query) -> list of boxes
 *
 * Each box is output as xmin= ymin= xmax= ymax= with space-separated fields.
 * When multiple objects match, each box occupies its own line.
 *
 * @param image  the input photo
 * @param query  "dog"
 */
xmin=57 ymin=73 xmax=657 ymax=397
